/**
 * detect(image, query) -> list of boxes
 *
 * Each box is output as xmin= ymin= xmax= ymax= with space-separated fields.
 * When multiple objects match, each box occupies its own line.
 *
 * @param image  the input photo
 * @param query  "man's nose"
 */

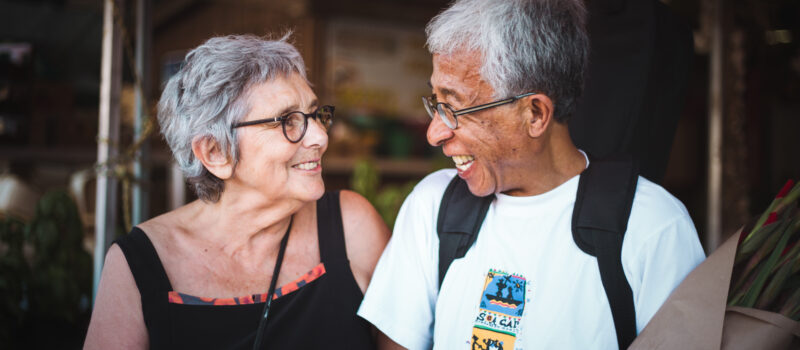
xmin=426 ymin=114 xmax=455 ymax=147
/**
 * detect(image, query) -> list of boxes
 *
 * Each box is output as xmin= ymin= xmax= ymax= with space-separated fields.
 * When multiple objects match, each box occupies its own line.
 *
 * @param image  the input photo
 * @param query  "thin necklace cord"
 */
xmin=252 ymin=215 xmax=293 ymax=350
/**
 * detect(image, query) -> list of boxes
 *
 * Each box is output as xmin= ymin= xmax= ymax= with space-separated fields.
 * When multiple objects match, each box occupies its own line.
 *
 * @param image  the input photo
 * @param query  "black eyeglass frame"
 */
xmin=231 ymin=105 xmax=335 ymax=143
xmin=422 ymin=92 xmax=536 ymax=129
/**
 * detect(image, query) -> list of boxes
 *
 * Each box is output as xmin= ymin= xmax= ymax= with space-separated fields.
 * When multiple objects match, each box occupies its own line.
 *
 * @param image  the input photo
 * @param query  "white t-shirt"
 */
xmin=358 ymin=168 xmax=705 ymax=350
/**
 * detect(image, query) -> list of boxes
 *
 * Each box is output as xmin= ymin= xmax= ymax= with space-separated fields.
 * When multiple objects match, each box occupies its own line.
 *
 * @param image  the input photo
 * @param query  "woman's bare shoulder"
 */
xmin=338 ymin=190 xmax=390 ymax=292
xmin=339 ymin=190 xmax=390 ymax=244
xmin=84 ymin=244 xmax=148 ymax=349
xmin=134 ymin=205 xmax=197 ymax=251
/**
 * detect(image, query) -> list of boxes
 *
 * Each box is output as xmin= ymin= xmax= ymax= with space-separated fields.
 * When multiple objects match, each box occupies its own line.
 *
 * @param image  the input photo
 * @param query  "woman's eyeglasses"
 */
xmin=232 ymin=105 xmax=334 ymax=143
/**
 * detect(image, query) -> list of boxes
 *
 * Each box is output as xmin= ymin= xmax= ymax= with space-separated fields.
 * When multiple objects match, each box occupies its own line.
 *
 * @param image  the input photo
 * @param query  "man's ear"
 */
xmin=525 ymin=94 xmax=554 ymax=138
xmin=191 ymin=136 xmax=233 ymax=180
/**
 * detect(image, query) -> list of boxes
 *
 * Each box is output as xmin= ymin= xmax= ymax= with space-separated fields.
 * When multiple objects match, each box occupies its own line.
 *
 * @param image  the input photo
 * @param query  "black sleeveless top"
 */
xmin=115 ymin=192 xmax=375 ymax=349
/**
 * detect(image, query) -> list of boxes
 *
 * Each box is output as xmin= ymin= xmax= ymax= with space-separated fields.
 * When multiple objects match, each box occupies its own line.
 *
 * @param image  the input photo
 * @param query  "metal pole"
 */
xmin=94 ymin=0 xmax=124 ymax=300
xmin=706 ymin=0 xmax=723 ymax=253
xmin=133 ymin=0 xmax=151 ymax=225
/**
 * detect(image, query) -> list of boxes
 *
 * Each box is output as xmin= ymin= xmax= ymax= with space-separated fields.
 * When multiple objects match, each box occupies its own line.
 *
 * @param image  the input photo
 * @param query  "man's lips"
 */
xmin=452 ymin=154 xmax=474 ymax=172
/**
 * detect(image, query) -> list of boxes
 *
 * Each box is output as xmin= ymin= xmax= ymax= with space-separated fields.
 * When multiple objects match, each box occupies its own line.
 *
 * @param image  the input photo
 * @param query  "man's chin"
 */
xmin=465 ymin=180 xmax=495 ymax=198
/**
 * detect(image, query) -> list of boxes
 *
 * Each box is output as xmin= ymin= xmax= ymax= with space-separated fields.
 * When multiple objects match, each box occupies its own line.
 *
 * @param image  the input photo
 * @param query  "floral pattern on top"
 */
xmin=168 ymin=263 xmax=326 ymax=305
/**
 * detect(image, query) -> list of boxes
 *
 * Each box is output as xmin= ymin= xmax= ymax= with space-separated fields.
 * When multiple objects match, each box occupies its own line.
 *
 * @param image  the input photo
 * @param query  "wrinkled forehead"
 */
xmin=431 ymin=52 xmax=494 ymax=102
xmin=242 ymin=72 xmax=317 ymax=119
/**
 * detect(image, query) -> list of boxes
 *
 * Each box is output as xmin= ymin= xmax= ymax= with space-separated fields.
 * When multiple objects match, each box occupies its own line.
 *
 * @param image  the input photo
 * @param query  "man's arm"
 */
xmin=377 ymin=329 xmax=407 ymax=350
xmin=358 ymin=170 xmax=454 ymax=350
xmin=622 ymin=181 xmax=706 ymax=332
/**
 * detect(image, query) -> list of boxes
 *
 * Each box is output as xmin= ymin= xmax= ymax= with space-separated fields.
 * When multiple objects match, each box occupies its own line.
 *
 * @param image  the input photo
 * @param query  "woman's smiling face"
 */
xmin=230 ymin=72 xmax=329 ymax=203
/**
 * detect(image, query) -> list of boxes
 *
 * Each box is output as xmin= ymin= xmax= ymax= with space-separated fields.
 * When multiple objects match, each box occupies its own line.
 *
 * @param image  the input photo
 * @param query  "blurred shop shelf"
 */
xmin=322 ymin=156 xmax=439 ymax=177
xmin=0 ymin=147 xmax=172 ymax=164
xmin=0 ymin=148 xmax=441 ymax=177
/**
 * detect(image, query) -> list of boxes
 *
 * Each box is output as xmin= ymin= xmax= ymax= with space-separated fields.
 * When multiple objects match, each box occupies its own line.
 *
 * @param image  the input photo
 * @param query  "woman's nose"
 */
xmin=302 ymin=117 xmax=329 ymax=148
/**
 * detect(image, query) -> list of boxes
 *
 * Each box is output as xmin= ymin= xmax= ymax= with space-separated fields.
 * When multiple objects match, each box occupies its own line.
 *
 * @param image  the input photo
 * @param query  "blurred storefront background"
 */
xmin=0 ymin=0 xmax=799 ymax=348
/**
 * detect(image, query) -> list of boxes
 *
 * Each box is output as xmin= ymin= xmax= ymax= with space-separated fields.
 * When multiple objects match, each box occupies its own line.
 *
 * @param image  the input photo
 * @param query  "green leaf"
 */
xmin=755 ymin=248 xmax=800 ymax=309
xmin=738 ymin=217 xmax=798 ymax=308
xmin=779 ymin=287 xmax=800 ymax=320
xmin=731 ymin=218 xmax=788 ymax=294
xmin=736 ymin=220 xmax=783 ymax=265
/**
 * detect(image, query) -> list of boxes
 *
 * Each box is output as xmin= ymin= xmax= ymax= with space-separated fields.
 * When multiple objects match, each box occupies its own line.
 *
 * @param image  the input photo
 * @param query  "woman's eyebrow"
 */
xmin=271 ymin=104 xmax=297 ymax=117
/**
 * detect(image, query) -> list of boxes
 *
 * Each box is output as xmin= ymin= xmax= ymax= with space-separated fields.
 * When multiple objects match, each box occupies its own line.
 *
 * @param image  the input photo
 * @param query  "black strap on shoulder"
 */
xmin=437 ymin=176 xmax=494 ymax=289
xmin=113 ymin=227 xmax=173 ymax=347
xmin=572 ymin=156 xmax=639 ymax=350
xmin=317 ymin=191 xmax=347 ymax=264
xmin=114 ymin=227 xmax=173 ymax=295
xmin=435 ymin=159 xmax=638 ymax=349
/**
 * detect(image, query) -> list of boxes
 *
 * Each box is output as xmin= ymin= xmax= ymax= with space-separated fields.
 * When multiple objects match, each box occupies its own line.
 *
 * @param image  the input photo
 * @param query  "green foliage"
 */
xmin=25 ymin=191 xmax=93 ymax=322
xmin=0 ymin=216 xmax=29 ymax=345
xmin=0 ymin=191 xmax=93 ymax=348
xmin=350 ymin=159 xmax=417 ymax=229
xmin=351 ymin=160 xmax=380 ymax=203
xmin=729 ymin=180 xmax=800 ymax=321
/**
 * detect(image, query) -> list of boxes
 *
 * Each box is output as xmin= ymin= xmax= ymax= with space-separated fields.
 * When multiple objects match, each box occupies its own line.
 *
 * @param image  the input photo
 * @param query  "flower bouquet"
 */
xmin=630 ymin=180 xmax=800 ymax=350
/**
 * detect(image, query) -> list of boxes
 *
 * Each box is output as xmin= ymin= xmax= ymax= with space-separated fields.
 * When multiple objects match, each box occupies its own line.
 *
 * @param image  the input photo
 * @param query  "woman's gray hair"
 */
xmin=426 ymin=0 xmax=588 ymax=123
xmin=158 ymin=33 xmax=307 ymax=202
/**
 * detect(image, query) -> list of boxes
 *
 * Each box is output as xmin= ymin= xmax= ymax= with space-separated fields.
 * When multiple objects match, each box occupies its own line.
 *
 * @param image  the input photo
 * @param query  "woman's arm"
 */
xmin=83 ymin=244 xmax=148 ymax=349
xmin=339 ymin=190 xmax=391 ymax=293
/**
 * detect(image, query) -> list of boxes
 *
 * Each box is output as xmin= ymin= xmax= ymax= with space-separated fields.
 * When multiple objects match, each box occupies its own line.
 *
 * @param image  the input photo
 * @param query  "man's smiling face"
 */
xmin=426 ymin=52 xmax=531 ymax=197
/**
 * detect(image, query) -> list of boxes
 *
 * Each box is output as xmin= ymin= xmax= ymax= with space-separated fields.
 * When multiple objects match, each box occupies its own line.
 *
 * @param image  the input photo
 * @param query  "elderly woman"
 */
xmin=84 ymin=34 xmax=390 ymax=349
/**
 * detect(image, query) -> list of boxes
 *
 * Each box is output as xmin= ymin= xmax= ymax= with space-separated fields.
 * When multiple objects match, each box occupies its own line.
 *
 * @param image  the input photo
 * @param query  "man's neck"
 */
xmin=502 ymin=122 xmax=585 ymax=197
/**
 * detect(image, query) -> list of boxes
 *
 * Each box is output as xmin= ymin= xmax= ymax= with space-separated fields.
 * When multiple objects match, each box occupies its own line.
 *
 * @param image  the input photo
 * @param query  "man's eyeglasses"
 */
xmin=232 ymin=105 xmax=334 ymax=143
xmin=422 ymin=92 xmax=536 ymax=129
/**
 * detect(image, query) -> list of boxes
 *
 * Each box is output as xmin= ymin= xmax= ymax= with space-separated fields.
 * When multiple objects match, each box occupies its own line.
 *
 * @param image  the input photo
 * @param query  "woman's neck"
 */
xmin=181 ymin=191 xmax=305 ymax=257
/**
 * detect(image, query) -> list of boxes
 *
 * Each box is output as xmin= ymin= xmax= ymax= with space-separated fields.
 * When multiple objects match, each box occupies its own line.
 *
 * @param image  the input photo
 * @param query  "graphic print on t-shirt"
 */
xmin=471 ymin=269 xmax=526 ymax=350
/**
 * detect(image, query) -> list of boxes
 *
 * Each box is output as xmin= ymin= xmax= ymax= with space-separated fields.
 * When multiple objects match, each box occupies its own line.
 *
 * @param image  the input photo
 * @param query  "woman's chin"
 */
xmin=296 ymin=180 xmax=326 ymax=202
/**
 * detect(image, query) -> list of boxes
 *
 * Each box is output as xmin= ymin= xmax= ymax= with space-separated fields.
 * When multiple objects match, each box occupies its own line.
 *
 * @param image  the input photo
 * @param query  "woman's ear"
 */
xmin=191 ymin=136 xmax=233 ymax=180
xmin=525 ymin=94 xmax=554 ymax=138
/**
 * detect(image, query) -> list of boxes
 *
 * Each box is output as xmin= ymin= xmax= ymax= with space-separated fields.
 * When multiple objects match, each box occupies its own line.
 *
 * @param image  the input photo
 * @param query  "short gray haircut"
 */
xmin=426 ymin=0 xmax=588 ymax=123
xmin=158 ymin=33 xmax=307 ymax=202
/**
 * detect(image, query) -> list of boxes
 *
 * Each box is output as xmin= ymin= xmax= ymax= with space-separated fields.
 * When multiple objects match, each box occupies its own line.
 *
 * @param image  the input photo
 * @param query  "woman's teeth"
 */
xmin=452 ymin=155 xmax=474 ymax=171
xmin=294 ymin=161 xmax=319 ymax=170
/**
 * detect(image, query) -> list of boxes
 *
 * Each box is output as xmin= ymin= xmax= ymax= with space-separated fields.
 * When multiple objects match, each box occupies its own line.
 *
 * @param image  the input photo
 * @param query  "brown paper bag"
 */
xmin=629 ymin=228 xmax=800 ymax=349
xmin=721 ymin=306 xmax=800 ymax=350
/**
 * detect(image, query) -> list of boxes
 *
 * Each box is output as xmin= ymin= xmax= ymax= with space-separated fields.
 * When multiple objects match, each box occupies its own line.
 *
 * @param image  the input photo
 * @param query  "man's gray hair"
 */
xmin=158 ymin=33 xmax=307 ymax=202
xmin=426 ymin=0 xmax=588 ymax=122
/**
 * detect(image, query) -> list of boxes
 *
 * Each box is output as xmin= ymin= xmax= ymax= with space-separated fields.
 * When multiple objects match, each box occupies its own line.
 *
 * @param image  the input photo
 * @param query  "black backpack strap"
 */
xmin=572 ymin=157 xmax=639 ymax=350
xmin=437 ymin=176 xmax=494 ymax=289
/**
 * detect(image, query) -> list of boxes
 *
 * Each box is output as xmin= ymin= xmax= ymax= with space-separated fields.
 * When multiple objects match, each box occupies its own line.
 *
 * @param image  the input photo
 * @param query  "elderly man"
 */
xmin=358 ymin=0 xmax=705 ymax=349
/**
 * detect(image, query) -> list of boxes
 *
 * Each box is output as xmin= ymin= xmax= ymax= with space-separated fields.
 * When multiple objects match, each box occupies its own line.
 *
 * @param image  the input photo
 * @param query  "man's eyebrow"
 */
xmin=438 ymin=87 xmax=462 ymax=104
xmin=428 ymin=81 xmax=462 ymax=103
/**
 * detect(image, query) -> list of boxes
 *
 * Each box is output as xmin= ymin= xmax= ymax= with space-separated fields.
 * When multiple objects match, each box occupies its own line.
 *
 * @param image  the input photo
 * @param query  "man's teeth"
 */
xmin=294 ymin=161 xmax=319 ymax=170
xmin=452 ymin=155 xmax=474 ymax=171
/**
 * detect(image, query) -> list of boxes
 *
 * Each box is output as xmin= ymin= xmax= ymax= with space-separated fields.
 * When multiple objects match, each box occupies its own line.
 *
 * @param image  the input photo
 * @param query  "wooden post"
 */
xmin=706 ymin=0 xmax=723 ymax=252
